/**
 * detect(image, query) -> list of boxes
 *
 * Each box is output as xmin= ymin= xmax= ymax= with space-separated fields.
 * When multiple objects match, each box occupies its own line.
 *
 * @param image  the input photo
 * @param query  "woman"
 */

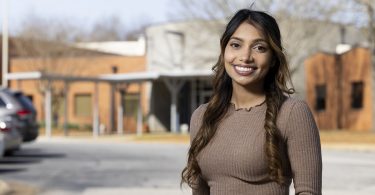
xmin=181 ymin=9 xmax=322 ymax=195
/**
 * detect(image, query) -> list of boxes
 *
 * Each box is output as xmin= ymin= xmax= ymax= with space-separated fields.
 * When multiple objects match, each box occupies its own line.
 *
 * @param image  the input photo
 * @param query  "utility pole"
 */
xmin=2 ymin=0 xmax=9 ymax=87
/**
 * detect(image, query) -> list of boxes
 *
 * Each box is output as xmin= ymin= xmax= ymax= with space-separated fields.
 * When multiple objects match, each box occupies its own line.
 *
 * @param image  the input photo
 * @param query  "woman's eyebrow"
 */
xmin=230 ymin=37 xmax=267 ymax=44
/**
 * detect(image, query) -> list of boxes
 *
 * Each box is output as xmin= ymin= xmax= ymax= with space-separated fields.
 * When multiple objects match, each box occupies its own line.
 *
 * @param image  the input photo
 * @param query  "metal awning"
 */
xmin=7 ymin=70 xmax=213 ymax=136
xmin=8 ymin=70 xmax=213 ymax=82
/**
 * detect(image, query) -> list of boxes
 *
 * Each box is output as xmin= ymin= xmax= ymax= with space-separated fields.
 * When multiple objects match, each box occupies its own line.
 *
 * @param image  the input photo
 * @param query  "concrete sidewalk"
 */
xmin=81 ymin=188 xmax=191 ymax=195
xmin=0 ymin=180 xmax=39 ymax=195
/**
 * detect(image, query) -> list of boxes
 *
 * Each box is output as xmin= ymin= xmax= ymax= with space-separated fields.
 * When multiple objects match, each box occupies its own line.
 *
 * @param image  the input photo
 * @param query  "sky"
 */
xmin=1 ymin=0 xmax=172 ymax=34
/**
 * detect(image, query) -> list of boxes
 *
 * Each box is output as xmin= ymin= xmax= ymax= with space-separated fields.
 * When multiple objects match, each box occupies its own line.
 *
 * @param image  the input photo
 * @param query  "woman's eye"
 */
xmin=230 ymin=43 xmax=241 ymax=49
xmin=253 ymin=45 xmax=267 ymax=52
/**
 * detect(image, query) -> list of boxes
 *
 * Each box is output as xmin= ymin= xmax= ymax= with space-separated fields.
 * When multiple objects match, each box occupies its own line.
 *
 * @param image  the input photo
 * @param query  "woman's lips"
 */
xmin=233 ymin=65 xmax=257 ymax=76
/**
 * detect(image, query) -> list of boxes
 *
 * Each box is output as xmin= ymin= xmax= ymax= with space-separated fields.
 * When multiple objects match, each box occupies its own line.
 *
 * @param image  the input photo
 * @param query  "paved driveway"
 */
xmin=1 ymin=137 xmax=375 ymax=195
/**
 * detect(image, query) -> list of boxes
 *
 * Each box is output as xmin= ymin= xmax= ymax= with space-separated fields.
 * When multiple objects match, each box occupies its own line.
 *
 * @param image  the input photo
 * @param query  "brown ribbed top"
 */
xmin=189 ymin=98 xmax=322 ymax=195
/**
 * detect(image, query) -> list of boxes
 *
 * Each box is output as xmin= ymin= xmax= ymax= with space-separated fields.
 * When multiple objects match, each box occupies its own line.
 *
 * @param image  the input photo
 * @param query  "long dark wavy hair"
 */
xmin=181 ymin=9 xmax=295 ymax=187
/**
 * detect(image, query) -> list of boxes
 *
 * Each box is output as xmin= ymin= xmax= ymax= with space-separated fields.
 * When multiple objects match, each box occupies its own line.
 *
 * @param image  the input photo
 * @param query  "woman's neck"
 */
xmin=231 ymin=83 xmax=266 ymax=109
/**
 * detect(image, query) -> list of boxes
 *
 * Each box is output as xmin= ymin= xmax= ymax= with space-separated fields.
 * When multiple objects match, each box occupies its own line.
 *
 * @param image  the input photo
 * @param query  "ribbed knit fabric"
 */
xmin=189 ymin=98 xmax=322 ymax=195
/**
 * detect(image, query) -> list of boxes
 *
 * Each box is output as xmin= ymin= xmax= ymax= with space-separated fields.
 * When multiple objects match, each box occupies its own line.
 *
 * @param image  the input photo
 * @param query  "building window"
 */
xmin=74 ymin=94 xmax=92 ymax=117
xmin=315 ymin=85 xmax=326 ymax=111
xmin=351 ymin=82 xmax=364 ymax=109
xmin=122 ymin=94 xmax=140 ymax=118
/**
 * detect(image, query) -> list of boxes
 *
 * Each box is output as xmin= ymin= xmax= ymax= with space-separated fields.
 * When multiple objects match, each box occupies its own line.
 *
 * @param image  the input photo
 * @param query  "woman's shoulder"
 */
xmin=278 ymin=97 xmax=313 ymax=134
xmin=281 ymin=96 xmax=310 ymax=112
xmin=191 ymin=103 xmax=208 ymax=119
xmin=189 ymin=104 xmax=208 ymax=139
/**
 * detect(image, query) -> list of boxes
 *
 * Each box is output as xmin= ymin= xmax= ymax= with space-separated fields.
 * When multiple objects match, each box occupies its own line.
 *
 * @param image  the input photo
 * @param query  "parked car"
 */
xmin=0 ymin=88 xmax=39 ymax=142
xmin=0 ymin=115 xmax=22 ymax=157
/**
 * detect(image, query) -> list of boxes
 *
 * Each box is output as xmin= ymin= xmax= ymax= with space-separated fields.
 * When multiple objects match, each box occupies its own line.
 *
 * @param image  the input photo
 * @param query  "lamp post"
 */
xmin=2 ymin=0 xmax=9 ymax=88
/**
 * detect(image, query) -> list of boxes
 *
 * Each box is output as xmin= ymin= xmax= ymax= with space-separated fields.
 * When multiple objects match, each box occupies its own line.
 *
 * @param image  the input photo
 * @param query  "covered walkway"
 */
xmin=7 ymin=70 xmax=212 ymax=137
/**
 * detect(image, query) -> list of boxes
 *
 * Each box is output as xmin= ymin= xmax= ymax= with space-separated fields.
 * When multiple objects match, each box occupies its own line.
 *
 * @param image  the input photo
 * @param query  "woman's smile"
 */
xmin=232 ymin=64 xmax=258 ymax=76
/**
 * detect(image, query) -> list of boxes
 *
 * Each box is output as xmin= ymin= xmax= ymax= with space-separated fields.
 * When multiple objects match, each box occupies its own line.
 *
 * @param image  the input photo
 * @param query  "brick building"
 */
xmin=4 ymin=37 xmax=148 ymax=134
xmin=305 ymin=47 xmax=373 ymax=131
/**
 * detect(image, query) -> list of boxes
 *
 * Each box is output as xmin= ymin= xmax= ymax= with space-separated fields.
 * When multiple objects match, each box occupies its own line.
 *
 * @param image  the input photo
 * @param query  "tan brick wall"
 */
xmin=305 ymin=52 xmax=339 ymax=130
xmin=305 ymin=48 xmax=373 ymax=131
xmin=9 ymin=55 xmax=148 ymax=133
xmin=340 ymin=48 xmax=372 ymax=131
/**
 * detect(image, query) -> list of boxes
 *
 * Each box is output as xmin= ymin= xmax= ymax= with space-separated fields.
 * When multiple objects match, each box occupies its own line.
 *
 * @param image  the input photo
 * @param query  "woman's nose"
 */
xmin=239 ymin=49 xmax=253 ymax=63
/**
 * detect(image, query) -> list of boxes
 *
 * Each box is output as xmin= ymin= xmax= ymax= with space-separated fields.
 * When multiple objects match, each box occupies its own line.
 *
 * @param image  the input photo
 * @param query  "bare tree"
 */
xmin=168 ymin=0 xmax=371 ymax=94
xmin=88 ymin=16 xmax=127 ymax=41
xmin=12 ymin=15 xmax=100 ymax=128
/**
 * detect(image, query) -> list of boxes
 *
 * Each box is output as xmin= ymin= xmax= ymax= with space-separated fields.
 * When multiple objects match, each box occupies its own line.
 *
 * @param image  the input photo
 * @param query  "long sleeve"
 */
xmin=189 ymin=105 xmax=210 ymax=195
xmin=285 ymin=100 xmax=322 ymax=195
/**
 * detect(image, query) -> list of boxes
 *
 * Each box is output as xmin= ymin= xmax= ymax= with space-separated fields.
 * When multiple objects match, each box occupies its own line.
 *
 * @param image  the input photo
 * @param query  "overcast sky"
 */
xmin=1 ymin=0 xmax=172 ymax=34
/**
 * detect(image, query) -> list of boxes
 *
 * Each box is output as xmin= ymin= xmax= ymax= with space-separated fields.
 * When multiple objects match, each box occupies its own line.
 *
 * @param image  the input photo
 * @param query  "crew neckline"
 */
xmin=229 ymin=100 xmax=266 ymax=112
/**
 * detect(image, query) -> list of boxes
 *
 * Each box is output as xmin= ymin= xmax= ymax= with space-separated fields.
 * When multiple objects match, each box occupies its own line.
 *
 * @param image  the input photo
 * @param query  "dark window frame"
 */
xmin=351 ymin=82 xmax=364 ymax=109
xmin=315 ymin=84 xmax=326 ymax=111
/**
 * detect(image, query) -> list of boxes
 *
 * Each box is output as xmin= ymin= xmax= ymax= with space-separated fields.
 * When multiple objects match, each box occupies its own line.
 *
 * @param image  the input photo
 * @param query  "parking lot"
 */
xmin=0 ymin=135 xmax=375 ymax=195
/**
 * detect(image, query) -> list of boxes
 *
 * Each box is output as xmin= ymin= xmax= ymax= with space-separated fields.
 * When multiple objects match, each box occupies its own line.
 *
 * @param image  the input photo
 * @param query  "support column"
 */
xmin=137 ymin=83 xmax=143 ymax=136
xmin=2 ymin=0 xmax=9 ymax=88
xmin=371 ymin=49 xmax=375 ymax=132
xmin=45 ymin=81 xmax=52 ymax=138
xmin=190 ymin=79 xmax=197 ymax=114
xmin=109 ymin=83 xmax=115 ymax=133
xmin=63 ymin=81 xmax=69 ymax=136
xmin=93 ymin=82 xmax=100 ymax=137
xmin=117 ymin=90 xmax=124 ymax=135
xmin=163 ymin=79 xmax=185 ymax=133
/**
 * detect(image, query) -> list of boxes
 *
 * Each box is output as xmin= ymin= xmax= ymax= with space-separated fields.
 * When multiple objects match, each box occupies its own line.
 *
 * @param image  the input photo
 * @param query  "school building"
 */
xmin=2 ymin=17 xmax=372 ymax=134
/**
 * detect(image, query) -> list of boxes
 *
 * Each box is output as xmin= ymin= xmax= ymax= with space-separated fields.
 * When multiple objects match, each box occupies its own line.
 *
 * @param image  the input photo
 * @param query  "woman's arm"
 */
xmin=285 ymin=100 xmax=322 ymax=195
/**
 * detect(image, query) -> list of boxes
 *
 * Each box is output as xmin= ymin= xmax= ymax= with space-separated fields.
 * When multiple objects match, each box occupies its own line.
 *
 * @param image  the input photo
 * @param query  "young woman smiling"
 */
xmin=182 ymin=8 xmax=322 ymax=195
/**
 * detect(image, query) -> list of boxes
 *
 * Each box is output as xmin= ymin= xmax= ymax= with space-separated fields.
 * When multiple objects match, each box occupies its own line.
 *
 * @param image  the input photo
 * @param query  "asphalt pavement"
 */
xmin=1 ymin=133 xmax=375 ymax=195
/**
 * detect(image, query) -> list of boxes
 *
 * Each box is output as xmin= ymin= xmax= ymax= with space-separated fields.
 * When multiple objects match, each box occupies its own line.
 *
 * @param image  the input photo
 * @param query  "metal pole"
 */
xmin=163 ymin=79 xmax=185 ymax=133
xmin=2 ymin=0 xmax=9 ymax=87
xmin=136 ymin=83 xmax=143 ymax=136
xmin=45 ymin=81 xmax=52 ymax=137
xmin=63 ymin=82 xmax=69 ymax=136
xmin=109 ymin=83 xmax=115 ymax=133
xmin=93 ymin=82 xmax=99 ymax=137
xmin=117 ymin=104 xmax=123 ymax=134
xmin=191 ymin=79 xmax=197 ymax=114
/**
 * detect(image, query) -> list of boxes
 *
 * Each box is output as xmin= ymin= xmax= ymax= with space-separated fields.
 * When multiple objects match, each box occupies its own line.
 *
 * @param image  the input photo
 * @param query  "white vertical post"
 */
xmin=2 ymin=0 xmax=9 ymax=87
xmin=163 ymin=79 xmax=185 ymax=133
xmin=63 ymin=82 xmax=69 ymax=136
xmin=109 ymin=83 xmax=115 ymax=133
xmin=199 ymin=79 xmax=204 ymax=105
xmin=117 ymin=105 xmax=123 ymax=134
xmin=191 ymin=79 xmax=197 ymax=113
xmin=45 ymin=81 xmax=52 ymax=137
xmin=93 ymin=82 xmax=99 ymax=137
xmin=136 ymin=83 xmax=143 ymax=136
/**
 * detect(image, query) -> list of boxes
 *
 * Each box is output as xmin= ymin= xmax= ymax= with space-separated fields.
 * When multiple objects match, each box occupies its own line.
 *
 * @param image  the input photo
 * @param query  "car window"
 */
xmin=0 ymin=97 xmax=6 ymax=107
xmin=13 ymin=93 xmax=36 ymax=111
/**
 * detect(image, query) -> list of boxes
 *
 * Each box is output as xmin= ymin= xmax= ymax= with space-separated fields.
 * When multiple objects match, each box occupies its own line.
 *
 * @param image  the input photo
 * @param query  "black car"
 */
xmin=0 ymin=88 xmax=39 ymax=142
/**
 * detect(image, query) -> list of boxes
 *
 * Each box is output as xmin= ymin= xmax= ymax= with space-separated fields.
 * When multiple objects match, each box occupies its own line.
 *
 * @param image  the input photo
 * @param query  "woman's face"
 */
xmin=224 ymin=22 xmax=273 ymax=89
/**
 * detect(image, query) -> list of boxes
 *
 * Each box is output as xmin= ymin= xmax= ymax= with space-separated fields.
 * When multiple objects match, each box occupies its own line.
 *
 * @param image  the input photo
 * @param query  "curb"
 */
xmin=322 ymin=143 xmax=375 ymax=151
xmin=0 ymin=180 xmax=11 ymax=195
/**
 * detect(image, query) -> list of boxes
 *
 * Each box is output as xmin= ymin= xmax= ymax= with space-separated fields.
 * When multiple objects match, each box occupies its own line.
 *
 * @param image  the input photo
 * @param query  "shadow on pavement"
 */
xmin=0 ymin=147 xmax=66 ymax=175
xmin=11 ymin=147 xmax=66 ymax=159
xmin=0 ymin=168 xmax=27 ymax=174
xmin=0 ymin=157 xmax=41 ymax=164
